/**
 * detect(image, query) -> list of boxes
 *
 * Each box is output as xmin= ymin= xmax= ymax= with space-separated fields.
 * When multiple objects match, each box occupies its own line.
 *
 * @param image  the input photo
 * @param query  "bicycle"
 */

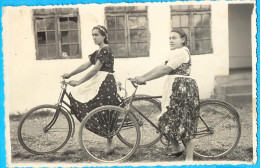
xmin=17 ymin=80 xmax=161 ymax=157
xmin=78 ymin=79 xmax=241 ymax=162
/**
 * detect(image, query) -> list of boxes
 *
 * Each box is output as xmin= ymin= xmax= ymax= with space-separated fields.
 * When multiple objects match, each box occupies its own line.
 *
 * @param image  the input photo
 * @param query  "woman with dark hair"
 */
xmin=62 ymin=25 xmax=120 ymax=154
xmin=134 ymin=28 xmax=200 ymax=161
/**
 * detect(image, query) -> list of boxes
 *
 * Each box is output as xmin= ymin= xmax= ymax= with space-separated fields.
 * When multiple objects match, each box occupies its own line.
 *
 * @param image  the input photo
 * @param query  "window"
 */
xmin=33 ymin=8 xmax=81 ymax=60
xmin=171 ymin=5 xmax=212 ymax=55
xmin=105 ymin=6 xmax=150 ymax=58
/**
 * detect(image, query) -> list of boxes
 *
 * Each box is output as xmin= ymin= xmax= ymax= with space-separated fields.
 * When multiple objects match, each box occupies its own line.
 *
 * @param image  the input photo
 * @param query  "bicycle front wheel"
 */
xmin=78 ymin=105 xmax=140 ymax=163
xmin=194 ymin=99 xmax=241 ymax=158
xmin=18 ymin=104 xmax=72 ymax=154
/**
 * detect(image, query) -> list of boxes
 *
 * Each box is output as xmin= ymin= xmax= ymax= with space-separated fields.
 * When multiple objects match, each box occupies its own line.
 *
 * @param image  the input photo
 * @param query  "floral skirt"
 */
xmin=158 ymin=77 xmax=200 ymax=142
xmin=69 ymin=74 xmax=121 ymax=137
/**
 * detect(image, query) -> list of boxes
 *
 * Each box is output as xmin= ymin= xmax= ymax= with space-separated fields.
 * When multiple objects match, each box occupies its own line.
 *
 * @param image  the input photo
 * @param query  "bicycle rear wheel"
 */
xmin=118 ymin=95 xmax=161 ymax=148
xmin=18 ymin=104 xmax=72 ymax=154
xmin=78 ymin=105 xmax=140 ymax=163
xmin=194 ymin=99 xmax=241 ymax=158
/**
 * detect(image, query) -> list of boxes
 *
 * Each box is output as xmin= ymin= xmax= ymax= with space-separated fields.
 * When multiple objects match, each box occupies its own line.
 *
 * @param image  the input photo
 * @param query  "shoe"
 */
xmin=166 ymin=151 xmax=184 ymax=157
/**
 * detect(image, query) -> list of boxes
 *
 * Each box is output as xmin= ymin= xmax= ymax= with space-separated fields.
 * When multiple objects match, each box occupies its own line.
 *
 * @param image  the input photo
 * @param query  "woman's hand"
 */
xmin=134 ymin=76 xmax=146 ymax=85
xmin=62 ymin=73 xmax=71 ymax=79
xmin=68 ymin=80 xmax=80 ymax=87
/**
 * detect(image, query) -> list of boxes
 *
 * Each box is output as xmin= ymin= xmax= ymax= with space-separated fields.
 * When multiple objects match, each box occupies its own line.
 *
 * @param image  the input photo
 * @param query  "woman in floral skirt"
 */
xmin=62 ymin=25 xmax=120 ymax=154
xmin=134 ymin=28 xmax=200 ymax=161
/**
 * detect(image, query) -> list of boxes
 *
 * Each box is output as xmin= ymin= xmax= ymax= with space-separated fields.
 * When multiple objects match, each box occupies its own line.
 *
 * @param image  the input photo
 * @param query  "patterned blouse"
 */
xmin=88 ymin=46 xmax=115 ymax=73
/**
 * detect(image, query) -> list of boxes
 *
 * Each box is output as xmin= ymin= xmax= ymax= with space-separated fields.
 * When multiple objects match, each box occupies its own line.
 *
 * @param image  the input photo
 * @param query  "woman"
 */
xmin=62 ymin=25 xmax=120 ymax=154
xmin=134 ymin=29 xmax=200 ymax=161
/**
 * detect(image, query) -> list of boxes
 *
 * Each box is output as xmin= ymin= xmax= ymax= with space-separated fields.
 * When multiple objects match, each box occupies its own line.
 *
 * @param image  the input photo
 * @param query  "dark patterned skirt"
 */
xmin=158 ymin=77 xmax=200 ymax=142
xmin=69 ymin=74 xmax=121 ymax=137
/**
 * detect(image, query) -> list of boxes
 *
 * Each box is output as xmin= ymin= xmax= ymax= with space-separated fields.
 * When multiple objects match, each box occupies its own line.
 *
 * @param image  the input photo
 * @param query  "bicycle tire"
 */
xmin=118 ymin=94 xmax=161 ymax=148
xmin=18 ymin=104 xmax=72 ymax=155
xmin=78 ymin=105 xmax=140 ymax=163
xmin=194 ymin=99 xmax=241 ymax=158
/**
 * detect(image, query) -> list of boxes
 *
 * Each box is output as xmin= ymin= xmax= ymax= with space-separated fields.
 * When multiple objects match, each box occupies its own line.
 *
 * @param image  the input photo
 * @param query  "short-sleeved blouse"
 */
xmin=88 ymin=46 xmax=114 ymax=73
xmin=165 ymin=46 xmax=191 ymax=76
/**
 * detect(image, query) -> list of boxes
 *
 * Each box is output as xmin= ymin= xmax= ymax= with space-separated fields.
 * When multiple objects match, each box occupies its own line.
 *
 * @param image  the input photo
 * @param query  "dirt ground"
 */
xmin=8 ymin=103 xmax=254 ymax=164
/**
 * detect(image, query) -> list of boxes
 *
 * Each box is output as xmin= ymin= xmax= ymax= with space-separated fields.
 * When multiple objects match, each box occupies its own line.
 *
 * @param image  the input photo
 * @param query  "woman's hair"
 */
xmin=92 ymin=25 xmax=109 ymax=44
xmin=171 ymin=28 xmax=187 ymax=46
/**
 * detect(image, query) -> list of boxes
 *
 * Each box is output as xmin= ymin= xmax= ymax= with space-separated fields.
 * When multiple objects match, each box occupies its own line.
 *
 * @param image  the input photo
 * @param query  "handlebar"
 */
xmin=127 ymin=78 xmax=138 ymax=88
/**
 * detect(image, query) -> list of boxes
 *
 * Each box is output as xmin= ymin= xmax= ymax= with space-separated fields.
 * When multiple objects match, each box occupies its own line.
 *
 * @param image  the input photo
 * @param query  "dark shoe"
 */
xmin=166 ymin=151 xmax=184 ymax=157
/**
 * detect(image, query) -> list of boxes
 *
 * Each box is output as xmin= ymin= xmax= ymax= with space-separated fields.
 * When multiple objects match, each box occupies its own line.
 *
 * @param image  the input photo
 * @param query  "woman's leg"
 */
xmin=105 ymin=138 xmax=114 ymax=154
xmin=185 ymin=138 xmax=197 ymax=161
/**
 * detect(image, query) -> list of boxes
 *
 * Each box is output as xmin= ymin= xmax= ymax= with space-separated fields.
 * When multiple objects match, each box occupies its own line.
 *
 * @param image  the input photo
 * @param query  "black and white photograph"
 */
xmin=2 ymin=0 xmax=257 ymax=167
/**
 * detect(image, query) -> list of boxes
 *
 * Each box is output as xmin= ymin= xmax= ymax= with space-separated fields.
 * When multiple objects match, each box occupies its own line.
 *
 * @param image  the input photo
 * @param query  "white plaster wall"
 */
xmin=3 ymin=2 xmax=230 ymax=114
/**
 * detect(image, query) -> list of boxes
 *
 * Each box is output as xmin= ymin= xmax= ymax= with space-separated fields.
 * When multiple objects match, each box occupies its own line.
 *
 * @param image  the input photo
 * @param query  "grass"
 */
xmin=8 ymin=103 xmax=254 ymax=164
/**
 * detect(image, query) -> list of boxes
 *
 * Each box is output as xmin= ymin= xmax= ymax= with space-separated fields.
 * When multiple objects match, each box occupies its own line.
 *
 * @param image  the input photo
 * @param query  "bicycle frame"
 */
xmin=43 ymin=81 xmax=76 ymax=137
xmin=121 ymin=79 xmax=213 ymax=143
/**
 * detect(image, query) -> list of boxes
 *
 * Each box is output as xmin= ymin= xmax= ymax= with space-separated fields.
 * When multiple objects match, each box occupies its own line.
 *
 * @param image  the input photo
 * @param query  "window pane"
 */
xmin=36 ymin=19 xmax=46 ymax=31
xmin=70 ymin=30 xmax=78 ymax=43
xmin=186 ymin=40 xmax=190 ymax=49
xmin=109 ymin=44 xmax=117 ymax=56
xmin=69 ymin=17 xmax=78 ymax=29
xmin=61 ymin=31 xmax=69 ymax=43
xmin=139 ymin=30 xmax=148 ymax=42
xmin=47 ymin=45 xmax=56 ymax=58
xmin=202 ymin=40 xmax=211 ymax=53
xmin=108 ymin=31 xmax=116 ymax=43
xmin=46 ymin=31 xmax=56 ymax=44
xmin=127 ymin=6 xmax=147 ymax=12
xmin=70 ymin=44 xmax=79 ymax=56
xmin=180 ymin=15 xmax=189 ymax=27
xmin=116 ymin=16 xmax=125 ymax=29
xmin=195 ymin=40 xmax=202 ymax=54
xmin=202 ymin=27 xmax=210 ymax=39
xmin=138 ymin=16 xmax=147 ymax=29
xmin=116 ymin=30 xmax=125 ymax=42
xmin=38 ymin=45 xmax=47 ymax=59
xmin=130 ymin=30 xmax=138 ymax=42
xmin=116 ymin=44 xmax=127 ymax=57
xmin=172 ymin=15 xmax=180 ymax=27
xmin=195 ymin=28 xmax=202 ymax=39
xmin=60 ymin=17 xmax=68 ymax=30
xmin=128 ymin=17 xmax=138 ymax=29
xmin=107 ymin=17 xmax=116 ymax=29
xmin=194 ymin=15 xmax=202 ymax=27
xmin=61 ymin=45 xmax=70 ymax=57
xmin=202 ymin=14 xmax=210 ymax=26
xmin=182 ymin=28 xmax=190 ymax=40
xmin=46 ymin=18 xmax=55 ymax=30
xmin=130 ymin=43 xmax=138 ymax=57
xmin=37 ymin=32 xmax=46 ymax=44
xmin=138 ymin=43 xmax=148 ymax=56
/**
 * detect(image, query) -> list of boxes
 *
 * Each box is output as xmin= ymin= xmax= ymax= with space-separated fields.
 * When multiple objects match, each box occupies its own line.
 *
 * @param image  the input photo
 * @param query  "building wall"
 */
xmin=3 ymin=3 xmax=230 ymax=114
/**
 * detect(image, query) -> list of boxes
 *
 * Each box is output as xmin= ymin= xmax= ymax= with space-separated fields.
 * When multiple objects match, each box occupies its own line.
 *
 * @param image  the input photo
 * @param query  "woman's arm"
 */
xmin=68 ymin=60 xmax=103 ymax=87
xmin=68 ymin=60 xmax=92 ymax=77
xmin=135 ymin=65 xmax=173 ymax=84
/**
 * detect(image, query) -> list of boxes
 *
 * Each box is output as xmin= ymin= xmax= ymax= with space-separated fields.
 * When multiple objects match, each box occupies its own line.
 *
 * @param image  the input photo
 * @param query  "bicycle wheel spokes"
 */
xmin=18 ymin=105 xmax=72 ymax=154
xmin=194 ymin=100 xmax=241 ymax=158
xmin=119 ymin=96 xmax=161 ymax=148
xmin=79 ymin=106 xmax=140 ymax=162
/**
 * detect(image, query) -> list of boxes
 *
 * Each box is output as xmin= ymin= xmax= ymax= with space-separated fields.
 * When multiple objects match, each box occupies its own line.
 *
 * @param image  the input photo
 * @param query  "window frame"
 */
xmin=171 ymin=5 xmax=213 ymax=55
xmin=105 ymin=6 xmax=150 ymax=58
xmin=33 ymin=8 xmax=81 ymax=60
